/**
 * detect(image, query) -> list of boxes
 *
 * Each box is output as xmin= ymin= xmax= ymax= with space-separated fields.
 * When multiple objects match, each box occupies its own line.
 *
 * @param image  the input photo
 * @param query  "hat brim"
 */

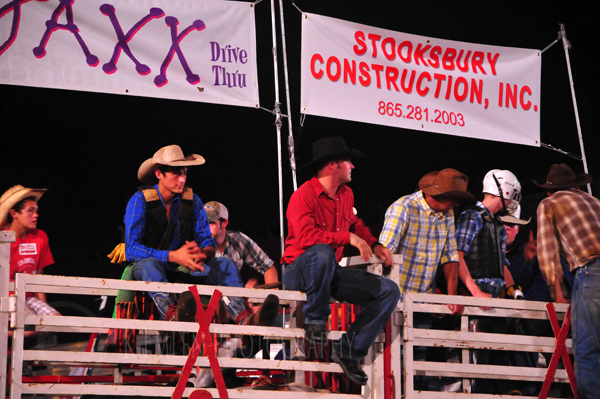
xmin=299 ymin=149 xmax=367 ymax=172
xmin=0 ymin=187 xmax=46 ymax=229
xmin=138 ymin=154 xmax=205 ymax=184
xmin=499 ymin=214 xmax=531 ymax=225
xmin=533 ymin=173 xmax=592 ymax=189
xmin=422 ymin=187 xmax=476 ymax=204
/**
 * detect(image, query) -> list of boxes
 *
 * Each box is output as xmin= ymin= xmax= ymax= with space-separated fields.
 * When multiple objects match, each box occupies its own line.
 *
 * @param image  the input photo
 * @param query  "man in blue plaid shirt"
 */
xmin=124 ymin=145 xmax=278 ymax=328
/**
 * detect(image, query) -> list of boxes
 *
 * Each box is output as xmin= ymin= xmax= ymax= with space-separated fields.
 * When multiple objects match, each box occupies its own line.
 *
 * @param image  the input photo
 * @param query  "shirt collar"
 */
xmin=476 ymin=201 xmax=493 ymax=217
xmin=416 ymin=190 xmax=455 ymax=219
xmin=154 ymin=183 xmax=181 ymax=207
xmin=310 ymin=177 xmax=346 ymax=198
xmin=417 ymin=190 xmax=441 ymax=217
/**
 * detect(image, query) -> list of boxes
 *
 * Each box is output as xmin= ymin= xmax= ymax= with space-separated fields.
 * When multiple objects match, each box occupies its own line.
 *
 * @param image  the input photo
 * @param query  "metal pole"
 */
xmin=559 ymin=24 xmax=592 ymax=195
xmin=278 ymin=0 xmax=297 ymax=191
xmin=0 ymin=231 xmax=16 ymax=399
xmin=271 ymin=0 xmax=285 ymax=253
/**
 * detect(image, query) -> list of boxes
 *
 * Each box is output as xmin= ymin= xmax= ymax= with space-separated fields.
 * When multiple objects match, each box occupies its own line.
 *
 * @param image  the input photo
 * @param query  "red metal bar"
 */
xmin=171 ymin=287 xmax=224 ymax=399
xmin=539 ymin=303 xmax=578 ymax=399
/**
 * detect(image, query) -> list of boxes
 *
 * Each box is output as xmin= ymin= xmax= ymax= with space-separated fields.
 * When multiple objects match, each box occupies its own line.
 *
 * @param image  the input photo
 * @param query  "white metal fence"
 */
xmin=1 ymin=232 xmax=574 ymax=399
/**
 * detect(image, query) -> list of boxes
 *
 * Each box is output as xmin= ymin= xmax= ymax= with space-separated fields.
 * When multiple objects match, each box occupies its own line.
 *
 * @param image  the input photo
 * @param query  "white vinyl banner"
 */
xmin=0 ymin=0 xmax=259 ymax=108
xmin=301 ymin=13 xmax=541 ymax=146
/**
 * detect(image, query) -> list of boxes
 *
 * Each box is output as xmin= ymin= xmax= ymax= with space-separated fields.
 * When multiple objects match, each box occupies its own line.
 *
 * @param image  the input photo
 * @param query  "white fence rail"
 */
xmin=1 ymin=233 xmax=574 ymax=399
xmin=1 ymin=238 xmax=403 ymax=399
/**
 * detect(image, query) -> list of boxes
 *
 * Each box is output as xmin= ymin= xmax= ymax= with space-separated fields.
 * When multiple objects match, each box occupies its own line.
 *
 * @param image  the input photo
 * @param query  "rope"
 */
xmin=258 ymin=106 xmax=289 ymax=118
xmin=541 ymin=38 xmax=559 ymax=54
xmin=540 ymin=142 xmax=583 ymax=160
xmin=291 ymin=2 xmax=303 ymax=13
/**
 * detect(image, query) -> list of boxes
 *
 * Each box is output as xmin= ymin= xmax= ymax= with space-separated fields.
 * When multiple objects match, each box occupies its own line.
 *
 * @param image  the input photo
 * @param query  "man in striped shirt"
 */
xmin=535 ymin=164 xmax=600 ymax=398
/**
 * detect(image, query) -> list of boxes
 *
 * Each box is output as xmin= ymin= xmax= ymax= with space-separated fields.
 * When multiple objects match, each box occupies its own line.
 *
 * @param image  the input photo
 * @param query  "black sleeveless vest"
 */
xmin=141 ymin=187 xmax=194 ymax=250
xmin=464 ymin=205 xmax=505 ymax=280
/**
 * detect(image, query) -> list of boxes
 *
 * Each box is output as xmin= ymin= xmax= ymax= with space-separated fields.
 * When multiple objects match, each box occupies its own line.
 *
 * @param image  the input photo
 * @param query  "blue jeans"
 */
xmin=474 ymin=278 xmax=505 ymax=299
xmin=282 ymin=244 xmax=400 ymax=360
xmin=132 ymin=256 xmax=246 ymax=320
xmin=572 ymin=259 xmax=600 ymax=399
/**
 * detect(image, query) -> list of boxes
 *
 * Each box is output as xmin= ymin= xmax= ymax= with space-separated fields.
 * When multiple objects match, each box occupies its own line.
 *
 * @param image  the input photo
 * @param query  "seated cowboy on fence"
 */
xmin=1 ymin=185 xmax=61 ymax=339
xmin=281 ymin=136 xmax=400 ymax=386
xmin=122 ymin=144 xmax=278 ymax=329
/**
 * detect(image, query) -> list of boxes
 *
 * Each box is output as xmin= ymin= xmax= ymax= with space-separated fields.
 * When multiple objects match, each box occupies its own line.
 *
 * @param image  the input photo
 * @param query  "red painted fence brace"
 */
xmin=171 ymin=287 xmax=228 ymax=399
xmin=538 ymin=303 xmax=579 ymax=399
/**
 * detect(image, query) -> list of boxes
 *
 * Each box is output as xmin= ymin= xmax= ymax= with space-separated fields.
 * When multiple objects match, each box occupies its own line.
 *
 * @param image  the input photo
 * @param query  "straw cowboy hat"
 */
xmin=300 ymin=136 xmax=366 ymax=171
xmin=533 ymin=163 xmax=593 ymax=190
xmin=418 ymin=169 xmax=476 ymax=203
xmin=0 ymin=185 xmax=47 ymax=229
xmin=138 ymin=145 xmax=205 ymax=184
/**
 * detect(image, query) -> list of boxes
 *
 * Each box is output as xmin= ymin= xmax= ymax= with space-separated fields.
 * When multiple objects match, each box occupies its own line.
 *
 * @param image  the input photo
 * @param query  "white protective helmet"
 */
xmin=482 ymin=169 xmax=521 ymax=213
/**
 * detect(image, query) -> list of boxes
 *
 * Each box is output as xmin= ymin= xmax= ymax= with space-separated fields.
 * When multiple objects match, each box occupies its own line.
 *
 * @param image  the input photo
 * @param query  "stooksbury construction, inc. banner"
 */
xmin=301 ymin=13 xmax=541 ymax=146
xmin=0 ymin=0 xmax=259 ymax=108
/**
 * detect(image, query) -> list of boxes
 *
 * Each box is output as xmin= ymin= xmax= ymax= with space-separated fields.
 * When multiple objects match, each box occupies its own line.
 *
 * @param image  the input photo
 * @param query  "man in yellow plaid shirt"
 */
xmin=380 ymin=168 xmax=475 ymax=391
xmin=380 ymin=169 xmax=475 ymax=309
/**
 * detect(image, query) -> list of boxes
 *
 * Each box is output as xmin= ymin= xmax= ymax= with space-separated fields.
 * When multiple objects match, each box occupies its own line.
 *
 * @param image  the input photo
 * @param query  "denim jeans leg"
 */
xmin=331 ymin=267 xmax=400 ymax=360
xmin=205 ymin=257 xmax=247 ymax=320
xmin=132 ymin=258 xmax=174 ymax=319
xmin=282 ymin=244 xmax=337 ymax=325
xmin=572 ymin=261 xmax=600 ymax=399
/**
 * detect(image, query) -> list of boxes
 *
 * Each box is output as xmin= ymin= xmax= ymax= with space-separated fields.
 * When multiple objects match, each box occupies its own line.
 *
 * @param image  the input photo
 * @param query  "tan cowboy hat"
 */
xmin=498 ymin=204 xmax=531 ymax=225
xmin=533 ymin=163 xmax=593 ymax=189
xmin=418 ymin=168 xmax=476 ymax=203
xmin=138 ymin=145 xmax=205 ymax=184
xmin=0 ymin=185 xmax=47 ymax=229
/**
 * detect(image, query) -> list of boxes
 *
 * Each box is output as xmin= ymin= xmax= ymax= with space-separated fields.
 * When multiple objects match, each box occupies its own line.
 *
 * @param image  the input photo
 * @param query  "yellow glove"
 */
xmin=107 ymin=243 xmax=127 ymax=264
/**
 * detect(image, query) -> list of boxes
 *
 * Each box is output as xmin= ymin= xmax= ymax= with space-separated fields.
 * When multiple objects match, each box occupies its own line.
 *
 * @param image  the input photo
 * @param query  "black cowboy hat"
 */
xmin=533 ymin=164 xmax=593 ymax=189
xmin=300 ymin=136 xmax=366 ymax=171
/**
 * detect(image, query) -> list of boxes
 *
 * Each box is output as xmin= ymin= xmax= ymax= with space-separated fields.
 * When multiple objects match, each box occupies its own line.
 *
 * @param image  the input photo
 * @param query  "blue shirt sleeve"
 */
xmin=124 ymin=191 xmax=170 ymax=263
xmin=455 ymin=209 xmax=482 ymax=255
xmin=192 ymin=194 xmax=216 ymax=249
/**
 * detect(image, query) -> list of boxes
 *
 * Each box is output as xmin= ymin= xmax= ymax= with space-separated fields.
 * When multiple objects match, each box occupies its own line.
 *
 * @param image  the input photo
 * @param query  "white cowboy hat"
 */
xmin=0 ymin=185 xmax=47 ymax=229
xmin=138 ymin=145 xmax=205 ymax=184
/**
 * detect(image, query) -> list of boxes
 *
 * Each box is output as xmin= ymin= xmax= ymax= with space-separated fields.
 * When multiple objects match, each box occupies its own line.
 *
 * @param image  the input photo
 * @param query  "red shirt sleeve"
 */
xmin=36 ymin=230 xmax=54 ymax=271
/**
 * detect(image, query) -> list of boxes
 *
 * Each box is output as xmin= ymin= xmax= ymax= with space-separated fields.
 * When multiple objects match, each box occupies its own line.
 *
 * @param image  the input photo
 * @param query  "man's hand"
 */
xmin=373 ymin=244 xmax=393 ymax=267
xmin=245 ymin=278 xmax=259 ymax=289
xmin=168 ymin=241 xmax=205 ymax=271
xmin=447 ymin=303 xmax=464 ymax=315
xmin=472 ymin=289 xmax=493 ymax=310
xmin=349 ymin=233 xmax=373 ymax=262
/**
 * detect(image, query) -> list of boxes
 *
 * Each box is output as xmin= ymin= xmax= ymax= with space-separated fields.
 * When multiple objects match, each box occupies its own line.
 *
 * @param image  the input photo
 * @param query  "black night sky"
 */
xmin=2 ymin=0 xmax=598 ymax=316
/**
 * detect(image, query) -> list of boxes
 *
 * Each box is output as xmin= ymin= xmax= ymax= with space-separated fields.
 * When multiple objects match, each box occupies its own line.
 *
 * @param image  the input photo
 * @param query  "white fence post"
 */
xmin=1 ymin=231 xmax=16 ymax=399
